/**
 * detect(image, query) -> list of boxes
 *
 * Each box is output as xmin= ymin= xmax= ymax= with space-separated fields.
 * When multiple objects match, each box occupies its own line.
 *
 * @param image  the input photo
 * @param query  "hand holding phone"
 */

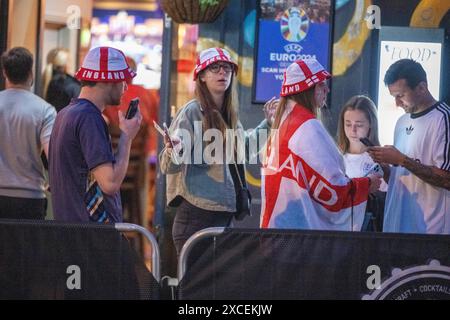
xmin=153 ymin=121 xmax=181 ymax=164
xmin=153 ymin=120 xmax=173 ymax=144
xmin=359 ymin=137 xmax=374 ymax=147
xmin=163 ymin=122 xmax=175 ymax=149
xmin=153 ymin=120 xmax=166 ymax=137
xmin=153 ymin=120 xmax=176 ymax=147
xmin=364 ymin=163 xmax=384 ymax=177
xmin=125 ymin=98 xmax=139 ymax=119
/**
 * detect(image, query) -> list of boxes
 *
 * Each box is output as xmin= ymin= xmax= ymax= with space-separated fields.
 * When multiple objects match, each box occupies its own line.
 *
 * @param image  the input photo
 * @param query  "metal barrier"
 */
xmin=115 ymin=222 xmax=160 ymax=282
xmin=176 ymin=228 xmax=450 ymax=300
xmin=177 ymin=227 xmax=225 ymax=281
xmin=0 ymin=219 xmax=160 ymax=299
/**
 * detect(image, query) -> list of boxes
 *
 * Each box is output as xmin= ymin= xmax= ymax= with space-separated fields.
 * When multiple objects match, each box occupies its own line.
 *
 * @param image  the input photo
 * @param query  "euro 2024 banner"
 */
xmin=254 ymin=0 xmax=332 ymax=103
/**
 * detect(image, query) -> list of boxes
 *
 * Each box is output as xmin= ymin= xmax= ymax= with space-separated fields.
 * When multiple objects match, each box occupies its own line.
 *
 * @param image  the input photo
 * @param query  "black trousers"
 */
xmin=172 ymin=198 xmax=234 ymax=257
xmin=0 ymin=195 xmax=47 ymax=220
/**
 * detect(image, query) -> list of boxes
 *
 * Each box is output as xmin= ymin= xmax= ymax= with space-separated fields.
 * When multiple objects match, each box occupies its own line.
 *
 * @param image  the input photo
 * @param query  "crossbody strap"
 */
xmin=232 ymin=161 xmax=244 ymax=189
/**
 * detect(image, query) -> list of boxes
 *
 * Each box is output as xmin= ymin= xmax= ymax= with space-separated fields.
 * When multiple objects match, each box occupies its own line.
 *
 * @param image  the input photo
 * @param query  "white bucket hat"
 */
xmin=194 ymin=47 xmax=238 ymax=80
xmin=75 ymin=47 xmax=136 ymax=82
xmin=280 ymin=58 xmax=331 ymax=97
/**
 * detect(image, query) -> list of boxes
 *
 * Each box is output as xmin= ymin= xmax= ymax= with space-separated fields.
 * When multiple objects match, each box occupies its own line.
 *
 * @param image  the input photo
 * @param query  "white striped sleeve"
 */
xmin=435 ymin=102 xmax=450 ymax=171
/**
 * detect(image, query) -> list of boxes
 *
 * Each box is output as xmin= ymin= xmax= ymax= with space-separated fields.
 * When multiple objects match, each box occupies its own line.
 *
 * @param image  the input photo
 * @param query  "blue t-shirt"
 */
xmin=49 ymin=99 xmax=122 ymax=222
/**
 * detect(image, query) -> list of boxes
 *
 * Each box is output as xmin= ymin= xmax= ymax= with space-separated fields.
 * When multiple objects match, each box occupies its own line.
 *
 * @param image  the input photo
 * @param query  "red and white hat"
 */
xmin=75 ymin=47 xmax=136 ymax=82
xmin=193 ymin=47 xmax=238 ymax=80
xmin=280 ymin=58 xmax=331 ymax=97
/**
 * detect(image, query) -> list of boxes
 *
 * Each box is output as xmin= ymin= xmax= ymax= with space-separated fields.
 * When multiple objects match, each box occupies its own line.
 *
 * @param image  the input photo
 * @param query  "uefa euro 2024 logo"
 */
xmin=280 ymin=7 xmax=309 ymax=43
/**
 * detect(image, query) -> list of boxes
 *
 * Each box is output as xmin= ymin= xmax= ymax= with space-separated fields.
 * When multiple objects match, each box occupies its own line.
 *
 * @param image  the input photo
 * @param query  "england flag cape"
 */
xmin=260 ymin=103 xmax=370 ymax=231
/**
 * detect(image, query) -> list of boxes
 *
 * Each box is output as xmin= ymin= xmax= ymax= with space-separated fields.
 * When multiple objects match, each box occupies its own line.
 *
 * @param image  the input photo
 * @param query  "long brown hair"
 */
xmin=265 ymin=87 xmax=317 ymax=162
xmin=337 ymin=95 xmax=380 ymax=153
xmin=270 ymin=87 xmax=317 ymax=130
xmin=195 ymin=71 xmax=239 ymax=133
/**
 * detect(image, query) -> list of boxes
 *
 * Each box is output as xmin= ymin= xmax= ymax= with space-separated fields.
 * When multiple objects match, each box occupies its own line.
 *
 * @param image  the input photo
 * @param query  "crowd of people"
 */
xmin=0 ymin=44 xmax=449 ymax=258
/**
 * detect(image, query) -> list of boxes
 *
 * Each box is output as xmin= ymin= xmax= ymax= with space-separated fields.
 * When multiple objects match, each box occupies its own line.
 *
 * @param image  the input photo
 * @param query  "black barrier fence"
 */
xmin=178 ymin=228 xmax=450 ymax=300
xmin=0 ymin=220 xmax=160 ymax=299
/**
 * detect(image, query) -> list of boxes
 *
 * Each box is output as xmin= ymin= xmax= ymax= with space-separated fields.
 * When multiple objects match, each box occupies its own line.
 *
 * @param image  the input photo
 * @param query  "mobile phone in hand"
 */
xmin=153 ymin=120 xmax=166 ymax=137
xmin=125 ymin=98 xmax=139 ymax=119
xmin=364 ymin=163 xmax=383 ymax=177
xmin=360 ymin=137 xmax=374 ymax=147
xmin=163 ymin=122 xmax=175 ymax=149
xmin=155 ymin=122 xmax=179 ymax=165
xmin=154 ymin=120 xmax=176 ymax=147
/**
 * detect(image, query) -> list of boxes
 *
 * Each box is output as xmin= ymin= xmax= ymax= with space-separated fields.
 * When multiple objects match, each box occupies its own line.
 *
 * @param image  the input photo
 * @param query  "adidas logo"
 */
xmin=406 ymin=125 xmax=414 ymax=135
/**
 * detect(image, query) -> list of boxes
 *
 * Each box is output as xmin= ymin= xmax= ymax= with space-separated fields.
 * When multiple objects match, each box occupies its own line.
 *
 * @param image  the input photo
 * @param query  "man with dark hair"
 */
xmin=0 ymin=47 xmax=56 ymax=219
xmin=48 ymin=47 xmax=142 ymax=223
xmin=1 ymin=47 xmax=34 ymax=84
xmin=368 ymin=59 xmax=450 ymax=234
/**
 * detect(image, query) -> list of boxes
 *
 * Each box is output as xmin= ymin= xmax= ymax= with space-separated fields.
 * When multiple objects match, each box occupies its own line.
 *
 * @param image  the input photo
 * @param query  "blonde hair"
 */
xmin=337 ymin=95 xmax=380 ymax=153
xmin=42 ymin=48 xmax=69 ymax=99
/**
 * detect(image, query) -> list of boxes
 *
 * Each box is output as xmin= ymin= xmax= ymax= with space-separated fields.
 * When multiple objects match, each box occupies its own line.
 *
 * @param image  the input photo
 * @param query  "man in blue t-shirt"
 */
xmin=48 ymin=47 xmax=142 ymax=223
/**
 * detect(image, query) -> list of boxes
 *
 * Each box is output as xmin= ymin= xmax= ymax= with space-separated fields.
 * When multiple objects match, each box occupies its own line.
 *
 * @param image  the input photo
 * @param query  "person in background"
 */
xmin=42 ymin=48 xmax=80 ymax=112
xmin=0 ymin=47 xmax=56 ymax=219
xmin=103 ymin=56 xmax=159 ymax=160
xmin=48 ymin=47 xmax=142 ymax=223
xmin=337 ymin=95 xmax=388 ymax=231
xmin=160 ymin=47 xmax=277 ymax=256
xmin=368 ymin=59 xmax=450 ymax=234
xmin=260 ymin=58 xmax=381 ymax=231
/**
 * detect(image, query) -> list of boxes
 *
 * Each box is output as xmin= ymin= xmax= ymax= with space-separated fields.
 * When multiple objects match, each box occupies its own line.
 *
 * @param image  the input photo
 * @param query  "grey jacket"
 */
xmin=159 ymin=99 xmax=270 ymax=212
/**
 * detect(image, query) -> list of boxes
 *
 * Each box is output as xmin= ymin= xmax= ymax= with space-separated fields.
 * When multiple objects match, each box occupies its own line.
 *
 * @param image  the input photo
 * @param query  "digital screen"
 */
xmin=253 ymin=0 xmax=333 ymax=103
xmin=91 ymin=8 xmax=164 ymax=89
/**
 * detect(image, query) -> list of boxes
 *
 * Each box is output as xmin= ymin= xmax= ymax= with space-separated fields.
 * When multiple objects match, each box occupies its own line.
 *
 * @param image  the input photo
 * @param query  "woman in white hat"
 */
xmin=260 ymin=58 xmax=381 ymax=231
xmin=160 ymin=47 xmax=277 ymax=256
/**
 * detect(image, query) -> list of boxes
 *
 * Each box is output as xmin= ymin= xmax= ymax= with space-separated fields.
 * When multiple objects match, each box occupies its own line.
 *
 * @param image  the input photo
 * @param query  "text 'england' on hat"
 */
xmin=75 ymin=47 xmax=136 ymax=82
xmin=280 ymin=58 xmax=331 ymax=97
xmin=194 ymin=47 xmax=238 ymax=80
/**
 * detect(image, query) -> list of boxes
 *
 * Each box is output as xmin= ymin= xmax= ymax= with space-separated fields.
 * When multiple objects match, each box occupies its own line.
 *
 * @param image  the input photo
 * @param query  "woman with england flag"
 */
xmin=260 ymin=58 xmax=381 ymax=231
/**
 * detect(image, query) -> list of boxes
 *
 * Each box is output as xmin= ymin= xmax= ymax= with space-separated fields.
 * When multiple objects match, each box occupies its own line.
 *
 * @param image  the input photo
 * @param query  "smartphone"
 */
xmin=153 ymin=121 xmax=178 ymax=151
xmin=163 ymin=122 xmax=175 ymax=149
xmin=125 ymin=98 xmax=139 ymax=119
xmin=359 ymin=137 xmax=374 ymax=147
xmin=154 ymin=120 xmax=174 ymax=144
xmin=154 ymin=121 xmax=179 ymax=165
xmin=153 ymin=120 xmax=166 ymax=137
xmin=364 ymin=163 xmax=384 ymax=177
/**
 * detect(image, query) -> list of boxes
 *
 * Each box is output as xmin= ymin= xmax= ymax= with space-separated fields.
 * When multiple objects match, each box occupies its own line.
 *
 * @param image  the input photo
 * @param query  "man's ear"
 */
xmin=96 ymin=81 xmax=108 ymax=89
xmin=417 ymin=81 xmax=428 ymax=94
xmin=29 ymin=71 xmax=34 ymax=86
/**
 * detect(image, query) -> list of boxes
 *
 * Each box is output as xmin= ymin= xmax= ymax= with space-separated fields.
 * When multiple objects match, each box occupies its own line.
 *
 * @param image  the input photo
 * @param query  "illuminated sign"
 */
xmin=253 ymin=0 xmax=333 ymax=103
xmin=376 ymin=27 xmax=445 ymax=146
